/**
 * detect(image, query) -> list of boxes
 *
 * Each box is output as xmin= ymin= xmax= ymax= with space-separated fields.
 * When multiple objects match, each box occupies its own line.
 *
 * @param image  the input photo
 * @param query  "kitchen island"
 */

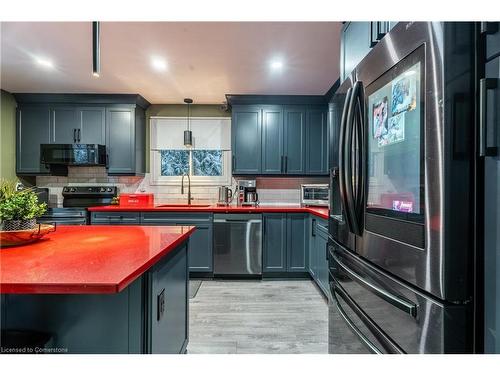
xmin=0 ymin=225 xmax=195 ymax=354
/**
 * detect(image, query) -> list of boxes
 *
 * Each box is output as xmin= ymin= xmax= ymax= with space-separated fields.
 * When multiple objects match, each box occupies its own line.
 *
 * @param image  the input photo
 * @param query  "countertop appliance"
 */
xmin=328 ymin=22 xmax=478 ymax=353
xmin=301 ymin=184 xmax=329 ymax=207
xmin=237 ymin=180 xmax=259 ymax=206
xmin=38 ymin=186 xmax=117 ymax=225
xmin=40 ymin=144 xmax=107 ymax=166
xmin=217 ymin=186 xmax=233 ymax=206
xmin=213 ymin=214 xmax=262 ymax=276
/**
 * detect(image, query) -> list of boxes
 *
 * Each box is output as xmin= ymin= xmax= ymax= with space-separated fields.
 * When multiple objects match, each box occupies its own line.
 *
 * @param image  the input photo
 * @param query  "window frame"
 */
xmin=150 ymin=116 xmax=232 ymax=186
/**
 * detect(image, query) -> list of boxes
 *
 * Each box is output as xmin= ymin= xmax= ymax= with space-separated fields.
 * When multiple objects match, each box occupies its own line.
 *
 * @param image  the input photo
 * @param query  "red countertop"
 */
xmin=0 ymin=225 xmax=195 ymax=295
xmin=88 ymin=204 xmax=329 ymax=220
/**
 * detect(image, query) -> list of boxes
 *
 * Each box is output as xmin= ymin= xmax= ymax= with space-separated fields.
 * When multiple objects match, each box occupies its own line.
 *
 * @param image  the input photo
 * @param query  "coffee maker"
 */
xmin=237 ymin=180 xmax=259 ymax=206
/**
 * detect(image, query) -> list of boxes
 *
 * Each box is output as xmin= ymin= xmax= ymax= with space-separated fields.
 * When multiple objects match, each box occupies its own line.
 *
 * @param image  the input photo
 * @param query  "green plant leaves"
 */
xmin=0 ymin=179 xmax=47 ymax=221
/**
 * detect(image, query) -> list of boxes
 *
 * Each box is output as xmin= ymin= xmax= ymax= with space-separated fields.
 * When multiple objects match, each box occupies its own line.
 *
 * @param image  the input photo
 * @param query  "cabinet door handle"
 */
xmin=311 ymin=218 xmax=316 ymax=237
xmin=479 ymin=78 xmax=499 ymax=157
xmin=232 ymin=155 xmax=236 ymax=172
xmin=77 ymin=129 xmax=81 ymax=142
xmin=73 ymin=129 xmax=77 ymax=143
xmin=284 ymin=156 xmax=288 ymax=173
xmin=281 ymin=155 xmax=284 ymax=173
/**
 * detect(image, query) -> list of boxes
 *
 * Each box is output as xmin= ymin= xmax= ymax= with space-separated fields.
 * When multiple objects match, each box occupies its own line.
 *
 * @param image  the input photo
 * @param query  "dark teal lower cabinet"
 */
xmin=263 ymin=213 xmax=287 ymax=273
xmin=263 ymin=213 xmax=308 ymax=275
xmin=90 ymin=211 xmax=141 ymax=225
xmin=1 ymin=242 xmax=189 ymax=354
xmin=141 ymin=212 xmax=213 ymax=274
xmin=287 ymin=214 xmax=309 ymax=272
xmin=309 ymin=217 xmax=330 ymax=299
xmin=147 ymin=241 xmax=188 ymax=353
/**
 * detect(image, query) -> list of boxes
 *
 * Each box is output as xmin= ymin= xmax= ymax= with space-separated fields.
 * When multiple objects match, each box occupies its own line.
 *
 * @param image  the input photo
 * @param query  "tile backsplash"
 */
xmin=36 ymin=167 xmax=328 ymax=207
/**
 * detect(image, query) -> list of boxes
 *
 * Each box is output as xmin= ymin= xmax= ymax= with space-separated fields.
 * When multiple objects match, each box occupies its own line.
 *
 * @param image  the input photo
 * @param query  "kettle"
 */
xmin=217 ymin=186 xmax=233 ymax=206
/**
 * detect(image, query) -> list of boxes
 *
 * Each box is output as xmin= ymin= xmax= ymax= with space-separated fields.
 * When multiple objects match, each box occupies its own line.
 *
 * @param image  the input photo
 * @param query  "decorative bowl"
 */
xmin=0 ymin=224 xmax=56 ymax=248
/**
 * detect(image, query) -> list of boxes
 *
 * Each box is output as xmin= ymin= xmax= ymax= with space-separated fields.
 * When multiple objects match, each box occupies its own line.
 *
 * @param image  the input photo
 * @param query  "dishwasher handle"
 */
xmin=213 ymin=219 xmax=262 ymax=224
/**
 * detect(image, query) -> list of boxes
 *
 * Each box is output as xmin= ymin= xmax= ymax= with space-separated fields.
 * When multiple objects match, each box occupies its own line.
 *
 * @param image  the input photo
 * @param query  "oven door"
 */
xmin=328 ymin=239 xmax=471 ymax=353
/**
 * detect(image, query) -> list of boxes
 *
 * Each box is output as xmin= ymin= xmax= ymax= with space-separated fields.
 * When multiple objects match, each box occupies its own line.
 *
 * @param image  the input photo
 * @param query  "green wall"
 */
xmin=145 ymin=104 xmax=231 ymax=173
xmin=0 ymin=90 xmax=17 ymax=181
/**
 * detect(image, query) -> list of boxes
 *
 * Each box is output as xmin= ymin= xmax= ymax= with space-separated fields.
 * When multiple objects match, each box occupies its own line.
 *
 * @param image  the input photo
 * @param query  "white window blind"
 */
xmin=151 ymin=117 xmax=231 ymax=150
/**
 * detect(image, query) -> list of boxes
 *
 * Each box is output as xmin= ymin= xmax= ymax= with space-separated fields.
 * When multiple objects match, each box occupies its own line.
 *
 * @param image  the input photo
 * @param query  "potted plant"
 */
xmin=0 ymin=179 xmax=47 ymax=231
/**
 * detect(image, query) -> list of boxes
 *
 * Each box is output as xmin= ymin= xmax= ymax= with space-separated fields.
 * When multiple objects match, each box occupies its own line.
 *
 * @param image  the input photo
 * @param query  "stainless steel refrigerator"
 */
xmin=328 ymin=22 xmax=479 ymax=353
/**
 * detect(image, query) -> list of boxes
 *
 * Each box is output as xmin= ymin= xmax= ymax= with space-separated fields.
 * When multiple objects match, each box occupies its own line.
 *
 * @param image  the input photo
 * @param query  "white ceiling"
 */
xmin=0 ymin=22 xmax=342 ymax=104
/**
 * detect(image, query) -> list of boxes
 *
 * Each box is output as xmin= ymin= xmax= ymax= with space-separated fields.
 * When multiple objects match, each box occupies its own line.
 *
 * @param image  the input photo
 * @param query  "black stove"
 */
xmin=62 ymin=186 xmax=117 ymax=208
xmin=39 ymin=186 xmax=118 ymax=225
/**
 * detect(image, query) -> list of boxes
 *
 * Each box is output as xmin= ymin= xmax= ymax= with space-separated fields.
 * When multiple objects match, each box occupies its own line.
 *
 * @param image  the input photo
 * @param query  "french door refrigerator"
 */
xmin=328 ymin=22 xmax=478 ymax=353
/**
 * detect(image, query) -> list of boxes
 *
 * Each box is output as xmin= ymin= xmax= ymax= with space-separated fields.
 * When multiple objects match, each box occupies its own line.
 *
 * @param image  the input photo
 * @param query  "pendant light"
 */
xmin=92 ymin=21 xmax=100 ymax=77
xmin=184 ymin=98 xmax=193 ymax=147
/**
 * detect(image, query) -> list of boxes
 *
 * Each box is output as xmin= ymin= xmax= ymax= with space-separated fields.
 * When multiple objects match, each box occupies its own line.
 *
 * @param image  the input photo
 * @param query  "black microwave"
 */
xmin=40 ymin=144 xmax=107 ymax=166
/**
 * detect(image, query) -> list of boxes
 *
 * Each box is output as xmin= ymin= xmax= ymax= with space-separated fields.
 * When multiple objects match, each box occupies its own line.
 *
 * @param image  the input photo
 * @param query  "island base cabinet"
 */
xmin=0 ymin=242 xmax=189 ymax=354
xmin=147 ymin=242 xmax=189 ymax=354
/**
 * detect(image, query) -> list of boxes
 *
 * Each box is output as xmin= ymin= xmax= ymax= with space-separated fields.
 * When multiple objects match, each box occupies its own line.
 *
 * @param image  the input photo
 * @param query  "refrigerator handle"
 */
xmin=479 ymin=78 xmax=499 ymax=157
xmin=333 ymin=281 xmax=405 ymax=354
xmin=338 ymin=87 xmax=355 ymax=232
xmin=354 ymin=83 xmax=366 ymax=229
xmin=334 ymin=253 xmax=418 ymax=318
xmin=344 ymin=81 xmax=361 ymax=235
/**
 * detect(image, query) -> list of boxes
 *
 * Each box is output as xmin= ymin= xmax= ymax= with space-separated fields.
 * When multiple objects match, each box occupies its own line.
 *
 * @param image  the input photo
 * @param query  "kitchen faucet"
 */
xmin=181 ymin=173 xmax=192 ymax=205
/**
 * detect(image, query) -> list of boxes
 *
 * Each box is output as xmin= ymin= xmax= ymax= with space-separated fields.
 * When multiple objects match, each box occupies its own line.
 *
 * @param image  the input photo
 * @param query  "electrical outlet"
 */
xmin=157 ymin=289 xmax=165 ymax=321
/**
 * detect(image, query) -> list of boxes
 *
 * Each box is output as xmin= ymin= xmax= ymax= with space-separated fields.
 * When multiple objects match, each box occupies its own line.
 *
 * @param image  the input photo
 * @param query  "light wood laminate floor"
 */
xmin=188 ymin=280 xmax=328 ymax=354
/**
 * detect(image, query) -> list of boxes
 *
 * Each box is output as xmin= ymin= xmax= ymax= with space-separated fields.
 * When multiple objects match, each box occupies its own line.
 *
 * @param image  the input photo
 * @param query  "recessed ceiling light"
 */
xmin=151 ymin=57 xmax=168 ymax=72
xmin=35 ymin=57 xmax=54 ymax=69
xmin=270 ymin=59 xmax=284 ymax=71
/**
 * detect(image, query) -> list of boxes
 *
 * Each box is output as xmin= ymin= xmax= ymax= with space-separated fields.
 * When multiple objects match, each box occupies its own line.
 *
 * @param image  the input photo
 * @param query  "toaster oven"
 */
xmin=301 ymin=184 xmax=329 ymax=207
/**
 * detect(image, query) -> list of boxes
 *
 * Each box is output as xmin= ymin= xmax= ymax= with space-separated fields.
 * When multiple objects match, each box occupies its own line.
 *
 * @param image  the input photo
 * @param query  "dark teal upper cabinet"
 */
xmin=341 ymin=22 xmax=398 ymax=82
xmin=106 ymin=107 xmax=135 ymax=174
xmin=14 ymin=94 xmax=148 ymax=176
xmin=231 ymin=102 xmax=328 ymax=176
xmin=305 ymin=108 xmax=328 ymax=175
xmin=231 ymin=105 xmax=262 ymax=174
xmin=341 ymin=22 xmax=372 ymax=82
xmin=483 ymin=22 xmax=500 ymax=61
xmin=16 ymin=106 xmax=51 ymax=175
xmin=79 ymin=107 xmax=106 ymax=144
xmin=51 ymin=107 xmax=78 ymax=143
xmin=283 ymin=106 xmax=306 ymax=175
xmin=261 ymin=106 xmax=284 ymax=174
xmin=51 ymin=106 xmax=105 ymax=144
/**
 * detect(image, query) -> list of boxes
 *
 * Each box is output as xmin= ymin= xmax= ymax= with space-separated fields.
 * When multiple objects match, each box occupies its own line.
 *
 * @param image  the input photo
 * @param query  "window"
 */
xmin=151 ymin=117 xmax=231 ymax=185
xmin=159 ymin=149 xmax=223 ymax=177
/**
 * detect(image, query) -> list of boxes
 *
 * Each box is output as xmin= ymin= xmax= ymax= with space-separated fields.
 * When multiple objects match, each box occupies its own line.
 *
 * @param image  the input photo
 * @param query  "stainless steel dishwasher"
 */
xmin=213 ymin=214 xmax=262 ymax=276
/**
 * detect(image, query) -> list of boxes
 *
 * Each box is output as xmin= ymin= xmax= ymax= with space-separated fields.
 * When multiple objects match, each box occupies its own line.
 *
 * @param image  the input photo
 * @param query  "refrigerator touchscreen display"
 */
xmin=366 ymin=60 xmax=423 ymax=218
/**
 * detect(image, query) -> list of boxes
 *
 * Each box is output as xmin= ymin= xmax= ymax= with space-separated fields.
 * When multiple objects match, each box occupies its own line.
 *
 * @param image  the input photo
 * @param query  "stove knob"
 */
xmin=63 ymin=187 xmax=69 ymax=192
xmin=107 ymin=187 xmax=113 ymax=192
xmin=70 ymin=188 xmax=76 ymax=193
xmin=100 ymin=187 xmax=106 ymax=192
xmin=89 ymin=187 xmax=93 ymax=192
